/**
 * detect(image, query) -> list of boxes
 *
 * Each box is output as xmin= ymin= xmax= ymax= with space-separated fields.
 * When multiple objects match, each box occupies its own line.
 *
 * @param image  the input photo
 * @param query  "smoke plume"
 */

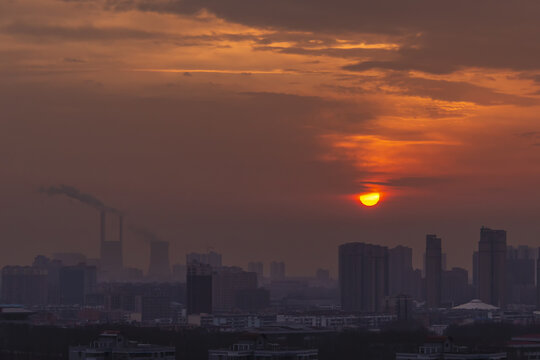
xmin=129 ymin=225 xmax=162 ymax=243
xmin=40 ymin=184 xmax=120 ymax=213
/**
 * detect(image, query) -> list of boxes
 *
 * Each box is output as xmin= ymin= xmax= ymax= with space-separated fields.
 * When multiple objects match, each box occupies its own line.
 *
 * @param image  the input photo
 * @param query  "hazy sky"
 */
xmin=2 ymin=0 xmax=540 ymax=276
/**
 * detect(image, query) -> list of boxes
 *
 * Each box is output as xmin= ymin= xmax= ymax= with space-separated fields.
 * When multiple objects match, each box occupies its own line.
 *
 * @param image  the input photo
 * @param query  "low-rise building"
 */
xmin=507 ymin=334 xmax=540 ymax=360
xmin=396 ymin=336 xmax=506 ymax=360
xmin=69 ymin=331 xmax=175 ymax=360
xmin=209 ymin=334 xmax=317 ymax=360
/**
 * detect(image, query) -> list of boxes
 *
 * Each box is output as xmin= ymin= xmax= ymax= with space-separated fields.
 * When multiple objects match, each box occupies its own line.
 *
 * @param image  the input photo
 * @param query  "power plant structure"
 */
xmin=99 ymin=210 xmax=124 ymax=281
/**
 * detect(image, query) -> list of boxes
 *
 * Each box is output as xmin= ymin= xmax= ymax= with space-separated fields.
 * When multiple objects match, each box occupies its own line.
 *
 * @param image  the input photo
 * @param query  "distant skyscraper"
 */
xmin=507 ymin=245 xmax=536 ymax=305
xmin=270 ymin=261 xmax=286 ymax=281
xmin=425 ymin=234 xmax=442 ymax=308
xmin=478 ymin=227 xmax=507 ymax=307
xmin=59 ymin=264 xmax=97 ymax=305
xmin=389 ymin=246 xmax=413 ymax=297
xmin=248 ymin=262 xmax=264 ymax=278
xmin=186 ymin=263 xmax=212 ymax=314
xmin=1 ymin=266 xmax=48 ymax=306
xmin=32 ymin=255 xmax=62 ymax=305
xmin=148 ymin=241 xmax=171 ymax=280
xmin=338 ymin=242 xmax=389 ymax=313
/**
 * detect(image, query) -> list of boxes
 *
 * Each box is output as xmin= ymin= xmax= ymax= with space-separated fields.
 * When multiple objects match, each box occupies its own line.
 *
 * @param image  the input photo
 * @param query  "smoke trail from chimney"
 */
xmin=39 ymin=184 xmax=120 ymax=214
xmin=129 ymin=225 xmax=161 ymax=243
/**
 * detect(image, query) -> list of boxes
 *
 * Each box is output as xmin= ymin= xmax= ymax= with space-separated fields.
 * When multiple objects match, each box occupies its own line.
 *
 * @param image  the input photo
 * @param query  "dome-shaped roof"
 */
xmin=452 ymin=299 xmax=499 ymax=310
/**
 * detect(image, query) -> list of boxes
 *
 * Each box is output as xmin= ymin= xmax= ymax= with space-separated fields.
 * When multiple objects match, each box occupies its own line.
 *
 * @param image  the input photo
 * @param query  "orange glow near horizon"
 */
xmin=358 ymin=192 xmax=381 ymax=207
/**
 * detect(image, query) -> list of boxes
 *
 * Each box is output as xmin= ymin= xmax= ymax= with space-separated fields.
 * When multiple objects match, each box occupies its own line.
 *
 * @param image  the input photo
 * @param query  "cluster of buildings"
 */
xmin=2 ymin=224 xmax=540 ymax=332
xmin=339 ymin=227 xmax=540 ymax=316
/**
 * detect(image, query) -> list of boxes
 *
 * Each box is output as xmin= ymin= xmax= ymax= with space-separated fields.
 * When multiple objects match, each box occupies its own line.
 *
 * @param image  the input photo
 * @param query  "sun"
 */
xmin=359 ymin=192 xmax=381 ymax=207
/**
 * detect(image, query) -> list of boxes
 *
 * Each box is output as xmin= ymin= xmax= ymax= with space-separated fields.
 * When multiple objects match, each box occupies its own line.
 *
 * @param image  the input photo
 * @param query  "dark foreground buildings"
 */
xmin=69 ymin=331 xmax=175 ymax=360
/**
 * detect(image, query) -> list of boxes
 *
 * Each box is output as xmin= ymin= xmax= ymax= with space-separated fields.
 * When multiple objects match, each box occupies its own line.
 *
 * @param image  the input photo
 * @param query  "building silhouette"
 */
xmin=59 ymin=264 xmax=97 ymax=305
xmin=338 ymin=242 xmax=389 ymax=313
xmin=478 ymin=227 xmax=507 ymax=307
xmin=388 ymin=245 xmax=413 ymax=297
xmin=147 ymin=241 xmax=171 ymax=281
xmin=187 ymin=263 xmax=213 ymax=314
xmin=506 ymin=245 xmax=536 ymax=305
xmin=1 ymin=266 xmax=48 ymax=305
xmin=425 ymin=234 xmax=442 ymax=308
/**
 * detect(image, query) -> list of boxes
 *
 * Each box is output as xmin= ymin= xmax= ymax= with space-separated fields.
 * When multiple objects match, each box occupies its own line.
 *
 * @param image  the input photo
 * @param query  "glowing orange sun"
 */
xmin=359 ymin=192 xmax=381 ymax=207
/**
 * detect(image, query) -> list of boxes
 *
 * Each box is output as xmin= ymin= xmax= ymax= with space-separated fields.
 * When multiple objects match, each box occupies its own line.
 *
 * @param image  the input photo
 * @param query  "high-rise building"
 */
xmin=32 ymin=255 xmax=62 ymax=304
xmin=270 ymin=261 xmax=286 ymax=281
xmin=186 ymin=263 xmax=212 ymax=314
xmin=147 ymin=241 xmax=171 ymax=281
xmin=1 ymin=266 xmax=48 ymax=305
xmin=425 ymin=234 xmax=442 ymax=309
xmin=389 ymin=246 xmax=413 ymax=297
xmin=338 ymin=242 xmax=389 ymax=313
xmin=186 ymin=251 xmax=222 ymax=268
xmin=59 ymin=264 xmax=97 ymax=305
xmin=212 ymin=266 xmax=258 ymax=312
xmin=478 ymin=227 xmax=507 ymax=307
xmin=507 ymin=245 xmax=536 ymax=305
xmin=248 ymin=262 xmax=264 ymax=278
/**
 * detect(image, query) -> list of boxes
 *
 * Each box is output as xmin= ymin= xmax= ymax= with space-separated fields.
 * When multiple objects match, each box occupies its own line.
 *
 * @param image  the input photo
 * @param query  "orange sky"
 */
xmin=2 ymin=0 xmax=540 ymax=275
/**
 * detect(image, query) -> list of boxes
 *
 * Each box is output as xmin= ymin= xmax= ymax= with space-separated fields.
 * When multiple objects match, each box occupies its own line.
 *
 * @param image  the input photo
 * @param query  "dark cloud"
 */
xmin=104 ymin=0 xmax=540 ymax=73
xmin=363 ymin=176 xmax=452 ymax=188
xmin=383 ymin=74 xmax=538 ymax=106
xmin=255 ymin=45 xmax=390 ymax=59
xmin=64 ymin=57 xmax=86 ymax=63
xmin=1 ymin=22 xmax=258 ymax=44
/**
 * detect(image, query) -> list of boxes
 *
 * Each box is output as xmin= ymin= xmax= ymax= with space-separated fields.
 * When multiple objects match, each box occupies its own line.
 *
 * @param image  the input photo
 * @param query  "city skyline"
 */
xmin=4 ymin=0 xmax=540 ymax=277
xmin=2 ymin=196 xmax=540 ymax=277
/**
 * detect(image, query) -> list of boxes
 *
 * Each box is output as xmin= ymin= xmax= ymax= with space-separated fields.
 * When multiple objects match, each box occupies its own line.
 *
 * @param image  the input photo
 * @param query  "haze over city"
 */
xmin=3 ymin=0 xmax=540 ymax=276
